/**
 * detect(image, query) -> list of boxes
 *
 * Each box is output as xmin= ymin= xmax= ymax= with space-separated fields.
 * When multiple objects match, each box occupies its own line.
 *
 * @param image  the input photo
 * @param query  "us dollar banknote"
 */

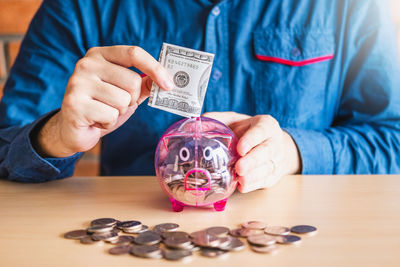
xmin=148 ymin=43 xmax=214 ymax=118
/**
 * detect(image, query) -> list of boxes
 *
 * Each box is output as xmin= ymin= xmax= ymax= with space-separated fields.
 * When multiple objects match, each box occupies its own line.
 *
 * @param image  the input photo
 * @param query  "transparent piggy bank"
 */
xmin=155 ymin=117 xmax=238 ymax=212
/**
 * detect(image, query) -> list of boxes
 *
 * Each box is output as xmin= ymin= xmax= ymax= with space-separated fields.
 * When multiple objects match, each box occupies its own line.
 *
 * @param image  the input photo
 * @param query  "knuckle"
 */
xmin=75 ymin=58 xmax=93 ymax=72
xmin=128 ymin=46 xmax=142 ymax=62
xmin=86 ymin=46 xmax=99 ymax=56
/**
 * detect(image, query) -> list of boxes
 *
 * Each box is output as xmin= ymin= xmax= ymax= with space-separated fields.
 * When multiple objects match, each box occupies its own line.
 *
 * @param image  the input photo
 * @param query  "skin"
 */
xmin=203 ymin=112 xmax=302 ymax=193
xmin=33 ymin=45 xmax=301 ymax=193
xmin=34 ymin=46 xmax=174 ymax=158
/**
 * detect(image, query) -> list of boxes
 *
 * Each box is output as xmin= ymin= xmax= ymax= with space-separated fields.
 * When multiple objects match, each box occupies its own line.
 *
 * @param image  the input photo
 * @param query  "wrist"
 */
xmin=33 ymin=112 xmax=77 ymax=158
xmin=282 ymin=131 xmax=302 ymax=174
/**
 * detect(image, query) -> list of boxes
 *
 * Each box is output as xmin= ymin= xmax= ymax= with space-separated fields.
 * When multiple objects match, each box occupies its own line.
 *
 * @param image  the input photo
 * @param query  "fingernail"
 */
xmin=163 ymin=79 xmax=175 ymax=91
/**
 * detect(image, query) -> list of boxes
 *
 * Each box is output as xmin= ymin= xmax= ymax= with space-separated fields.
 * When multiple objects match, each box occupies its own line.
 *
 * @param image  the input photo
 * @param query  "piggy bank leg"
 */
xmin=213 ymin=198 xmax=228 ymax=211
xmin=170 ymin=198 xmax=185 ymax=212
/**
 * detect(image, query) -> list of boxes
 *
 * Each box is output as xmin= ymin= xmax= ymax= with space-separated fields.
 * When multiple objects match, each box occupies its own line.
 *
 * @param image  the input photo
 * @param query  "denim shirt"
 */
xmin=1 ymin=0 xmax=400 ymax=182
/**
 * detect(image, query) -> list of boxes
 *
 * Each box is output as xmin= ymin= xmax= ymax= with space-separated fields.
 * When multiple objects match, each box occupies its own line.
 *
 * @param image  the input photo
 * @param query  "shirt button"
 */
xmin=212 ymin=69 xmax=222 ymax=81
xmin=212 ymin=6 xmax=221 ymax=16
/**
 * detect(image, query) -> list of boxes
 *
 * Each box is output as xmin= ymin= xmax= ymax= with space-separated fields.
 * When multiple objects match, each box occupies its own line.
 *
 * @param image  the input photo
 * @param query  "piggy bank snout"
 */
xmin=184 ymin=168 xmax=211 ymax=191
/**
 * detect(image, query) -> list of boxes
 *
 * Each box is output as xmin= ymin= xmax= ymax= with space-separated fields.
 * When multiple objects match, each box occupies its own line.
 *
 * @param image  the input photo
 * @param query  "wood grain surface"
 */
xmin=0 ymin=175 xmax=399 ymax=266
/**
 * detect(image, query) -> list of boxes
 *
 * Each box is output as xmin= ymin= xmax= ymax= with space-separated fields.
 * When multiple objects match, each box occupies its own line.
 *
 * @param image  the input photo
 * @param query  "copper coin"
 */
xmin=275 ymin=235 xmax=302 ymax=245
xmin=241 ymin=221 xmax=268 ymax=230
xmin=251 ymin=244 xmax=280 ymax=254
xmin=238 ymin=228 xmax=264 ymax=237
xmin=290 ymin=225 xmax=317 ymax=235
xmin=247 ymin=234 xmax=276 ymax=246
xmin=229 ymin=228 xmax=242 ymax=237
xmin=264 ymin=226 xmax=290 ymax=236
xmin=64 ymin=230 xmax=87 ymax=239
xmin=109 ymin=245 xmax=133 ymax=255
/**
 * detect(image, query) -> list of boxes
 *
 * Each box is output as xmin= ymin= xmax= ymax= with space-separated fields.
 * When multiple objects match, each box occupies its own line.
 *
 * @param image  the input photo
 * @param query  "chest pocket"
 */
xmin=252 ymin=28 xmax=335 ymax=127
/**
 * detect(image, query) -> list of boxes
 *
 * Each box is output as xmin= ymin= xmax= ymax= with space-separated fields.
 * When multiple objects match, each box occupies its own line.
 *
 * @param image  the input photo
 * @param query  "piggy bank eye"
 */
xmin=203 ymin=146 xmax=213 ymax=160
xmin=179 ymin=147 xmax=190 ymax=161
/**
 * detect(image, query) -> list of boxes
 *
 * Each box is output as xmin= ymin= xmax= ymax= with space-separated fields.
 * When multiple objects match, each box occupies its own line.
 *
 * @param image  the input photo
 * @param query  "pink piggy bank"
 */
xmin=155 ymin=117 xmax=238 ymax=212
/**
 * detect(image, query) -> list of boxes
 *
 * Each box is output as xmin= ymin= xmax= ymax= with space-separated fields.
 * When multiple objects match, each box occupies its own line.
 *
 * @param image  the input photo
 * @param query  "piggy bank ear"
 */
xmin=210 ymin=135 xmax=233 ymax=150
xmin=162 ymin=135 xmax=183 ymax=152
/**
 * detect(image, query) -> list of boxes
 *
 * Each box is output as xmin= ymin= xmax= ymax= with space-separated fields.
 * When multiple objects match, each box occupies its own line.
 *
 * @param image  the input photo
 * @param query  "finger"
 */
xmin=202 ymin=112 xmax=251 ymax=126
xmin=237 ymin=163 xmax=279 ymax=193
xmin=90 ymin=80 xmax=132 ymax=114
xmin=91 ymin=46 xmax=174 ymax=91
xmin=230 ymin=122 xmax=251 ymax=139
xmin=235 ymin=139 xmax=276 ymax=176
xmin=237 ymin=115 xmax=280 ymax=156
xmin=84 ymin=100 xmax=120 ymax=129
xmin=136 ymin=76 xmax=153 ymax=105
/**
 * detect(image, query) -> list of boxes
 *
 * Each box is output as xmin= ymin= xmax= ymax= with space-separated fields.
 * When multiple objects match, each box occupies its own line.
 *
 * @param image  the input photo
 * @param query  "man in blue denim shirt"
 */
xmin=0 ymin=0 xmax=399 ymax=192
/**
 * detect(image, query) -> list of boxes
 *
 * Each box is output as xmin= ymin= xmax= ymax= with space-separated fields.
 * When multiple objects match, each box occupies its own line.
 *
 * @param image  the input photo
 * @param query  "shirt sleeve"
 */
xmin=286 ymin=0 xmax=400 ymax=174
xmin=0 ymin=0 xmax=86 ymax=182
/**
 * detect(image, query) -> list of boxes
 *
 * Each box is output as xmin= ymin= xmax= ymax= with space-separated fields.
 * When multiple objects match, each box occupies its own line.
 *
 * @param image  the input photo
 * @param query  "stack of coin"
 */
xmin=63 ymin=218 xmax=317 ymax=260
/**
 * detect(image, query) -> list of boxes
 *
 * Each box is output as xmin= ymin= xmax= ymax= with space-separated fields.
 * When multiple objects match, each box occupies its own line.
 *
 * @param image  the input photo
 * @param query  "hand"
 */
xmin=34 ymin=46 xmax=174 ymax=158
xmin=203 ymin=112 xmax=301 ymax=193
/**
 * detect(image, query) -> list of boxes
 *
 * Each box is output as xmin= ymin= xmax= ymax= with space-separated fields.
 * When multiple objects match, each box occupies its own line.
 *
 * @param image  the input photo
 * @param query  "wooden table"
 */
xmin=0 ymin=175 xmax=399 ymax=266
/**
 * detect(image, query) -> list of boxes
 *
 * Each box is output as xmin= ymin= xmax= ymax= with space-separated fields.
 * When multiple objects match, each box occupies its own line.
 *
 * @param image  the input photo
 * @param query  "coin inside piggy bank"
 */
xmin=155 ymin=117 xmax=238 ymax=212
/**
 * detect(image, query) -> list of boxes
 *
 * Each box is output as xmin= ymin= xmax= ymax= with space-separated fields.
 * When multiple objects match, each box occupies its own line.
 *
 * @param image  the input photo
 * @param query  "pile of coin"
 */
xmin=64 ymin=218 xmax=317 ymax=261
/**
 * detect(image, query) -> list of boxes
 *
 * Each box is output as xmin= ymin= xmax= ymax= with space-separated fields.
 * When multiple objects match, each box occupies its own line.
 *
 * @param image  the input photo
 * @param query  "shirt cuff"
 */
xmin=7 ymin=110 xmax=82 ymax=182
xmin=284 ymin=128 xmax=334 ymax=174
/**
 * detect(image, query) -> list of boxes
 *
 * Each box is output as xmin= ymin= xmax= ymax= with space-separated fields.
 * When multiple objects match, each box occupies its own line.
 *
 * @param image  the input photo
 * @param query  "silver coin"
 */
xmin=206 ymin=226 xmax=230 ymax=236
xmin=80 ymin=235 xmax=96 ymax=244
xmin=251 ymin=244 xmax=280 ymax=254
xmin=109 ymin=245 xmax=133 ymax=255
xmin=163 ymin=249 xmax=192 ymax=261
xmin=130 ymin=244 xmax=162 ymax=259
xmin=264 ymin=226 xmax=290 ymax=236
xmin=275 ymin=235 xmax=302 ymax=245
xmin=290 ymin=225 xmax=317 ymax=235
xmin=123 ymin=224 xmax=148 ymax=234
xmin=164 ymin=236 xmax=192 ymax=249
xmin=153 ymin=223 xmax=179 ymax=233
xmin=162 ymin=231 xmax=189 ymax=239
xmin=134 ymin=231 xmax=162 ymax=245
xmin=90 ymin=218 xmax=117 ymax=227
xmin=87 ymin=225 xmax=115 ymax=234
xmin=247 ymin=234 xmax=276 ymax=246
xmin=200 ymin=248 xmax=227 ymax=258
xmin=108 ymin=235 xmax=135 ymax=245
xmin=64 ymin=230 xmax=87 ymax=239
xmin=91 ymin=231 xmax=118 ymax=241
xmin=192 ymin=233 xmax=220 ymax=247
xmin=242 ymin=221 xmax=268 ymax=230
xmin=117 ymin=220 xmax=142 ymax=230
xmin=219 ymin=237 xmax=245 ymax=251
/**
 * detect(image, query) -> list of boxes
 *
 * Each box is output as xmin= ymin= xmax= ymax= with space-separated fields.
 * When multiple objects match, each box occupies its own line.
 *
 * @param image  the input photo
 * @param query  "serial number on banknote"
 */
xmin=148 ymin=43 xmax=215 ymax=118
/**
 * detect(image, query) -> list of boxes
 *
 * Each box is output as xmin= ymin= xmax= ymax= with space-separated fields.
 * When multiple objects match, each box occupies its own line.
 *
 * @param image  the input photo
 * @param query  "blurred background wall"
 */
xmin=0 ymin=0 xmax=399 ymax=176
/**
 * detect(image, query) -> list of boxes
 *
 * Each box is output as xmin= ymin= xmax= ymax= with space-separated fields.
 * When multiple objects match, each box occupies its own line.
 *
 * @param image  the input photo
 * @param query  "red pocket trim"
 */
xmin=256 ymin=54 xmax=334 ymax=67
xmin=140 ymin=73 xmax=147 ymax=78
